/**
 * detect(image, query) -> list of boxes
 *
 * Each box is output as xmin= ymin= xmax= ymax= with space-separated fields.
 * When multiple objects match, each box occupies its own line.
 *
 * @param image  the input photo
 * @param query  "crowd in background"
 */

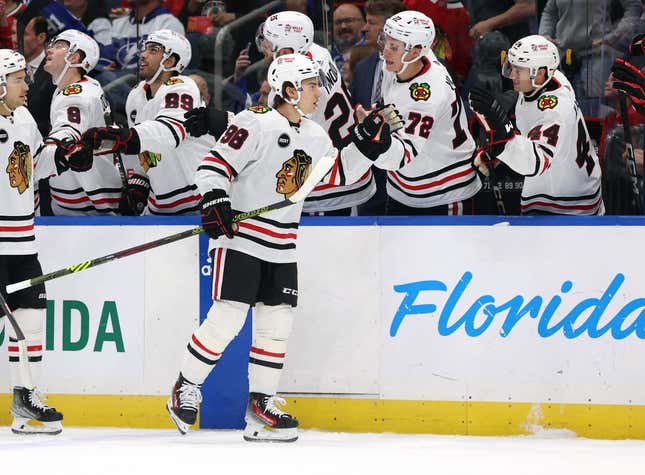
xmin=7 ymin=0 xmax=645 ymax=215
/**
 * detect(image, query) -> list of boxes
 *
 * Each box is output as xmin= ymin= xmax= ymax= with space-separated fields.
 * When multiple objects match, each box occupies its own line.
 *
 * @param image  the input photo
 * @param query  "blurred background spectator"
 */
xmin=539 ymin=0 xmax=642 ymax=117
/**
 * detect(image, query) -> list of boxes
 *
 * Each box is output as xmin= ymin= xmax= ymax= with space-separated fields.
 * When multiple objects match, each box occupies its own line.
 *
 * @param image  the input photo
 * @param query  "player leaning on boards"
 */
xmin=41 ymin=30 xmax=123 ymax=216
xmin=166 ymin=53 xmax=402 ymax=442
xmin=469 ymin=35 xmax=604 ymax=215
xmin=375 ymin=10 xmax=481 ymax=215
xmin=0 ymin=49 xmax=84 ymax=435
xmin=74 ymin=30 xmax=215 ymax=215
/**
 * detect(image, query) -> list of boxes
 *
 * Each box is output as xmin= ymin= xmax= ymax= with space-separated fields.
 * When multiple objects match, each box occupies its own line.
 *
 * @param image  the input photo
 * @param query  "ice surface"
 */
xmin=0 ymin=427 xmax=643 ymax=475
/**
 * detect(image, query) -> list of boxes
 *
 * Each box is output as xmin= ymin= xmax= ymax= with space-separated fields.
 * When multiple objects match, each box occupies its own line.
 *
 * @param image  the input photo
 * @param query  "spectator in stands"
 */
xmin=539 ymin=0 xmax=642 ymax=117
xmin=0 ymin=0 xmax=26 ymax=49
xmin=405 ymin=0 xmax=474 ymax=80
xmin=106 ymin=0 xmax=184 ymax=72
xmin=332 ymin=3 xmax=365 ymax=70
xmin=63 ymin=0 xmax=112 ymax=46
xmin=351 ymin=0 xmax=404 ymax=108
xmin=22 ymin=16 xmax=47 ymax=81
xmin=467 ymin=0 xmax=535 ymax=46
xmin=344 ymin=44 xmax=378 ymax=87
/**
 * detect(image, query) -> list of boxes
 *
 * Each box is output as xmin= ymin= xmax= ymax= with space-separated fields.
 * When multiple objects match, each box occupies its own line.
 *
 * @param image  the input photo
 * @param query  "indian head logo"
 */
xmin=275 ymin=149 xmax=312 ymax=199
xmin=409 ymin=82 xmax=431 ymax=101
xmin=138 ymin=150 xmax=161 ymax=173
xmin=6 ymin=141 xmax=31 ymax=194
xmin=537 ymin=94 xmax=558 ymax=111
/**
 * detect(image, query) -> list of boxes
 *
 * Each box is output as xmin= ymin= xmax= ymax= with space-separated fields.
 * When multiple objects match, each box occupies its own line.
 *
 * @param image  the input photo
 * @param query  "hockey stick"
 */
xmin=618 ymin=92 xmax=643 ymax=214
xmin=0 ymin=291 xmax=34 ymax=389
xmin=471 ymin=111 xmax=506 ymax=215
xmin=7 ymin=151 xmax=337 ymax=294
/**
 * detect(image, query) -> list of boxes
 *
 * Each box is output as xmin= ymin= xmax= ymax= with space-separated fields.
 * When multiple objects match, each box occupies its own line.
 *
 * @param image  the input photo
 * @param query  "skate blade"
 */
xmin=11 ymin=418 xmax=62 ymax=435
xmin=243 ymin=424 xmax=298 ymax=443
xmin=166 ymin=399 xmax=189 ymax=435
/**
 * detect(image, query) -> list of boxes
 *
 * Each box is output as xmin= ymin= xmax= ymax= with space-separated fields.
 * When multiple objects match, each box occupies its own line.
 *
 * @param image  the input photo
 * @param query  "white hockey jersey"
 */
xmin=125 ymin=75 xmax=216 ymax=215
xmin=1 ymin=107 xmax=56 ymax=255
xmin=269 ymin=43 xmax=375 ymax=212
xmin=45 ymin=77 xmax=123 ymax=215
xmin=501 ymin=71 xmax=604 ymax=215
xmin=195 ymin=106 xmax=374 ymax=263
xmin=380 ymin=56 xmax=481 ymax=208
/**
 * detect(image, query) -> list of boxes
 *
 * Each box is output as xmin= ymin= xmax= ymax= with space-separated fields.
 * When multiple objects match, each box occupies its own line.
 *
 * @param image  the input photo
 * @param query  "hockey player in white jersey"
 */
xmin=376 ymin=11 xmax=481 ymax=215
xmin=0 ymin=49 xmax=81 ymax=434
xmin=76 ymin=29 xmax=214 ymax=215
xmin=41 ymin=30 xmax=124 ymax=215
xmin=166 ymin=53 xmax=400 ymax=442
xmin=469 ymin=35 xmax=604 ymax=215
xmin=185 ymin=11 xmax=374 ymax=215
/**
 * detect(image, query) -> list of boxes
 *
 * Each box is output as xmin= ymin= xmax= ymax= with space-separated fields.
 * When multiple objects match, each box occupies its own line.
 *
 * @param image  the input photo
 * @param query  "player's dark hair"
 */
xmin=272 ymin=81 xmax=296 ymax=107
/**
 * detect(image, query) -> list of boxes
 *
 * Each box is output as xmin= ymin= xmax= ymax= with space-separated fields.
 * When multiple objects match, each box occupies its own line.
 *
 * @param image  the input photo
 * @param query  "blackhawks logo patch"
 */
xmin=248 ymin=105 xmax=271 ymax=114
xmin=409 ymin=82 xmax=431 ymax=101
xmin=62 ymin=84 xmax=82 ymax=96
xmin=164 ymin=77 xmax=184 ymax=86
xmin=537 ymin=95 xmax=558 ymax=111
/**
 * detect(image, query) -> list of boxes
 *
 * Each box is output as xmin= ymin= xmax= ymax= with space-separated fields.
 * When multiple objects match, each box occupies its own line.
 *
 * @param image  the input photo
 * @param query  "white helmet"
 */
xmin=262 ymin=11 xmax=314 ymax=57
xmin=53 ymin=30 xmax=100 ymax=73
xmin=268 ymin=53 xmax=319 ymax=114
xmin=503 ymin=35 xmax=560 ymax=88
xmin=144 ymin=29 xmax=192 ymax=84
xmin=383 ymin=10 xmax=435 ymax=57
xmin=0 ymin=49 xmax=25 ymax=100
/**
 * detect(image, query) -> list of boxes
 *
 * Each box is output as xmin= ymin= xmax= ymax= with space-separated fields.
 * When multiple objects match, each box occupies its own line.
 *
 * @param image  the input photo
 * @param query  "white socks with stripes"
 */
xmin=6 ymin=308 xmax=44 ymax=388
xmin=248 ymin=304 xmax=294 ymax=395
xmin=181 ymin=299 xmax=249 ymax=384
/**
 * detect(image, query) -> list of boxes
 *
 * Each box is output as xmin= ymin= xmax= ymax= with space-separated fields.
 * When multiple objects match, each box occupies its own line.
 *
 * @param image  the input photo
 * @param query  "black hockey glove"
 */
xmin=611 ymin=59 xmax=645 ymax=115
xmin=184 ymin=105 xmax=230 ymax=139
xmin=81 ymin=126 xmax=141 ymax=156
xmin=119 ymin=174 xmax=150 ymax=216
xmin=200 ymin=189 xmax=237 ymax=240
xmin=50 ymin=137 xmax=94 ymax=173
xmin=351 ymin=104 xmax=403 ymax=161
xmin=469 ymin=85 xmax=517 ymax=156
xmin=629 ymin=33 xmax=645 ymax=57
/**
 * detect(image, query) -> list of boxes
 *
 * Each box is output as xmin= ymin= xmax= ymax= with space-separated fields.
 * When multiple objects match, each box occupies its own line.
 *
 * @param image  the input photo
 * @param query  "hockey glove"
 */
xmin=184 ymin=105 xmax=231 ymax=139
xmin=81 ymin=126 xmax=141 ymax=156
xmin=49 ymin=137 xmax=94 ymax=173
xmin=469 ymin=85 xmax=517 ymax=156
xmin=119 ymin=174 xmax=150 ymax=216
xmin=611 ymin=59 xmax=645 ymax=115
xmin=351 ymin=104 xmax=401 ymax=161
xmin=200 ymin=189 xmax=238 ymax=240
xmin=629 ymin=33 xmax=645 ymax=57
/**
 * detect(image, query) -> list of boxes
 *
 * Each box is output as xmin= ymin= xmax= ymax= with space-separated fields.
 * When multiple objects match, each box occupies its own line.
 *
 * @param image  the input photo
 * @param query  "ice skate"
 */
xmin=243 ymin=392 xmax=298 ymax=442
xmin=166 ymin=373 xmax=202 ymax=435
xmin=11 ymin=387 xmax=63 ymax=435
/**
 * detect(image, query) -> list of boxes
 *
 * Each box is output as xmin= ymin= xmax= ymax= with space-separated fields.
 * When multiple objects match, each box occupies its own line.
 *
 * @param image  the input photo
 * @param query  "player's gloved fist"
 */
xmin=119 ymin=174 xmax=150 ymax=216
xmin=629 ymin=33 xmax=645 ymax=57
xmin=51 ymin=137 xmax=81 ymax=174
xmin=82 ymin=126 xmax=141 ymax=156
xmin=611 ymin=59 xmax=645 ymax=115
xmin=351 ymin=104 xmax=400 ymax=160
xmin=200 ymin=189 xmax=238 ymax=240
xmin=184 ymin=106 xmax=230 ymax=139
xmin=469 ymin=85 xmax=517 ymax=154
xmin=612 ymin=59 xmax=645 ymax=100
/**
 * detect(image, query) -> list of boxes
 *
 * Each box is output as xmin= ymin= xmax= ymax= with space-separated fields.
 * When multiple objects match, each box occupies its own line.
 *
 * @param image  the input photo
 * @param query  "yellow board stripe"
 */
xmin=2 ymin=394 xmax=644 ymax=439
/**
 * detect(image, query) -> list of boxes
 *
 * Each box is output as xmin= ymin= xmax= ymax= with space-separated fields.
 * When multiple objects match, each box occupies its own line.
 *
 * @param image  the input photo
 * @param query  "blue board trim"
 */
xmin=36 ymin=215 xmax=645 ymax=227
